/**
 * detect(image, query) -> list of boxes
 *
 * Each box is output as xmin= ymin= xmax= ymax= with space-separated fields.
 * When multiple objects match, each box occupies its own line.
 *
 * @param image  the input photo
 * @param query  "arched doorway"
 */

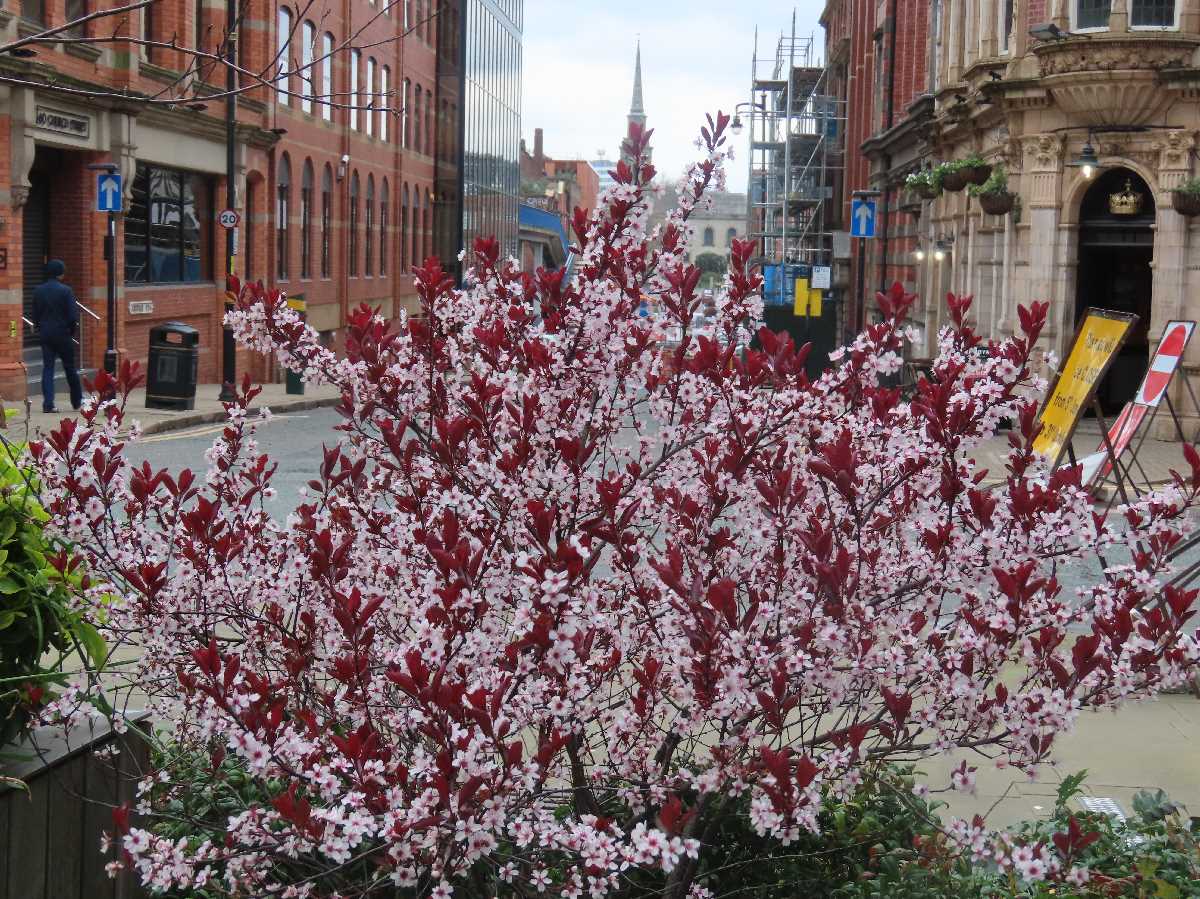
xmin=1075 ymin=167 xmax=1154 ymax=413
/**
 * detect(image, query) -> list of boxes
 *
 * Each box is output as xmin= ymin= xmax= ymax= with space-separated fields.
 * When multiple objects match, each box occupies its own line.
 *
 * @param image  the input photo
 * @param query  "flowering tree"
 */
xmin=29 ymin=115 xmax=1200 ymax=897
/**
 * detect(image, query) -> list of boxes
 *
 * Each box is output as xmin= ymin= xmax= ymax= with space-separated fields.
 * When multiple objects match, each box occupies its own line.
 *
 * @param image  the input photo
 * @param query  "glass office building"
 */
xmin=460 ymin=0 xmax=522 ymax=268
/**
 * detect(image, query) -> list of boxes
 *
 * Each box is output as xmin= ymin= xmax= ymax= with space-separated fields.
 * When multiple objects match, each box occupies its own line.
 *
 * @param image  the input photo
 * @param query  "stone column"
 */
xmin=981 ymin=0 xmax=999 ymax=59
xmin=1110 ymin=0 xmax=1130 ymax=32
xmin=947 ymin=0 xmax=963 ymax=84
xmin=1022 ymin=134 xmax=1068 ymax=351
xmin=1051 ymin=0 xmax=1070 ymax=29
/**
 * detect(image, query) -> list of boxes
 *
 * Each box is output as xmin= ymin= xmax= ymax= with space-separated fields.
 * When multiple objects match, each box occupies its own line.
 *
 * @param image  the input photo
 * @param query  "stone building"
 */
xmin=878 ymin=0 xmax=1200 ymax=414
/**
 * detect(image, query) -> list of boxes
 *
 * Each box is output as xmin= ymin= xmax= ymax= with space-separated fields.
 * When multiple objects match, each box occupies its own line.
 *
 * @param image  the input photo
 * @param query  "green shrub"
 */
xmin=1173 ymin=177 xmax=1200 ymax=197
xmin=0 ymin=440 xmax=102 ymax=746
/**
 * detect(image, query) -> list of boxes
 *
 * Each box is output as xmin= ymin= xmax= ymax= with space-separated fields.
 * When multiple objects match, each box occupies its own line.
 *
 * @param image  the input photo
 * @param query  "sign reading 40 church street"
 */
xmin=1033 ymin=309 xmax=1137 ymax=467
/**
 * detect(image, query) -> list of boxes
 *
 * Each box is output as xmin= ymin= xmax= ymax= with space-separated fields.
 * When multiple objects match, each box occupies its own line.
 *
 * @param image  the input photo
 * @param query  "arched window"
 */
xmin=301 ymin=20 xmax=315 ymax=113
xmin=424 ymin=188 xmax=432 ymax=259
xmin=365 ymin=57 xmax=376 ymax=137
xmin=349 ymin=49 xmax=360 ymax=130
xmin=276 ymin=8 xmax=292 ymax=103
xmin=415 ymin=84 xmax=424 ymax=154
xmin=276 ymin=154 xmax=291 ymax=279
xmin=380 ymin=179 xmax=389 ymax=277
xmin=703 ymin=227 xmax=715 ymax=247
xmin=402 ymin=79 xmax=411 ymax=149
xmin=380 ymin=66 xmax=390 ymax=142
xmin=401 ymin=183 xmax=409 ymax=271
xmin=301 ymin=160 xmax=313 ymax=278
xmin=424 ymin=91 xmax=432 ymax=155
xmin=726 ymin=227 xmax=736 ymax=247
xmin=321 ymin=32 xmax=334 ymax=121
xmin=321 ymin=164 xmax=332 ymax=278
xmin=245 ymin=179 xmax=256 ymax=280
xmin=365 ymin=175 xmax=375 ymax=276
xmin=349 ymin=171 xmax=359 ymax=277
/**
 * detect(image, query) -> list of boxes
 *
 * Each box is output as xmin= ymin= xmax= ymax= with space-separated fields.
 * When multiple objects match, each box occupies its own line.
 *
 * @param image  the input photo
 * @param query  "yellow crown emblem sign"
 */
xmin=1109 ymin=179 xmax=1144 ymax=216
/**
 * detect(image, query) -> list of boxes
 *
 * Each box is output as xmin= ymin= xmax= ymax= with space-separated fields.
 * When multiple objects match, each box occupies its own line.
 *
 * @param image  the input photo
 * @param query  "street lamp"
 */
xmin=731 ymin=101 xmax=766 ymax=136
xmin=1072 ymin=141 xmax=1100 ymax=180
xmin=934 ymin=241 xmax=949 ymax=262
xmin=218 ymin=0 xmax=238 ymax=403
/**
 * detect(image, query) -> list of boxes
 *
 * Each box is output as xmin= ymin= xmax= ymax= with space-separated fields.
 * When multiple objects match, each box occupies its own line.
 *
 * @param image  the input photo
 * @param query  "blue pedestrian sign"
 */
xmin=96 ymin=172 xmax=122 ymax=213
xmin=850 ymin=196 xmax=876 ymax=239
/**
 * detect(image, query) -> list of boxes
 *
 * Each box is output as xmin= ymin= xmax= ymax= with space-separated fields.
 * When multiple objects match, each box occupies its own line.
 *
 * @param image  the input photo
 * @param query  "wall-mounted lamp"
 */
xmin=337 ymin=153 xmax=349 ymax=181
xmin=1074 ymin=141 xmax=1100 ymax=180
xmin=934 ymin=239 xmax=951 ymax=262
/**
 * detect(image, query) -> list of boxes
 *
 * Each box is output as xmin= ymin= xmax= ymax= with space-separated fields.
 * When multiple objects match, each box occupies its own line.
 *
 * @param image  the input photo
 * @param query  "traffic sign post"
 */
xmin=218 ymin=209 xmax=240 ymax=229
xmin=89 ymin=163 xmax=121 ymax=381
xmin=849 ymin=191 xmax=880 ymax=337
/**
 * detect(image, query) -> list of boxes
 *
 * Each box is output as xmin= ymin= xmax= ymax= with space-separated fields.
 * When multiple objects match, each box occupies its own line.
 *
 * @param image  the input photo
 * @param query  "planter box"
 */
xmin=0 ymin=714 xmax=149 ymax=899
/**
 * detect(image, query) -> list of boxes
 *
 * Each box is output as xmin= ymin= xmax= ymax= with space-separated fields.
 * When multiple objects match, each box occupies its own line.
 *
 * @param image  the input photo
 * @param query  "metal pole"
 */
xmin=855 ymin=236 xmax=866 ymax=335
xmin=218 ymin=0 xmax=238 ymax=403
xmin=104 ymin=212 xmax=116 ymax=376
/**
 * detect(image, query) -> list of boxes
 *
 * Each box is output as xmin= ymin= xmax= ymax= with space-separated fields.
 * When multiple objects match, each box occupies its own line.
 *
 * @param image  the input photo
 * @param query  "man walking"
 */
xmin=32 ymin=259 xmax=83 ymax=413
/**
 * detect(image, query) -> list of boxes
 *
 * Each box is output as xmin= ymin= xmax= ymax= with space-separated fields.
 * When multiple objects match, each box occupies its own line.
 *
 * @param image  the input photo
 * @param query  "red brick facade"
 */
xmin=0 ymin=0 xmax=459 ymax=402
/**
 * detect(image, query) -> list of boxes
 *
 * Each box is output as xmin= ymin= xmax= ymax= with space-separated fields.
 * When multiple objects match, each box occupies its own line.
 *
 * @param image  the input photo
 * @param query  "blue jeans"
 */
xmin=41 ymin=336 xmax=83 ymax=412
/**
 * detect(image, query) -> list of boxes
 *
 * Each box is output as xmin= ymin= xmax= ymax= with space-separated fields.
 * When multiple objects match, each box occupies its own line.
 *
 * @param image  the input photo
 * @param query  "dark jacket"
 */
xmin=32 ymin=277 xmax=79 ymax=341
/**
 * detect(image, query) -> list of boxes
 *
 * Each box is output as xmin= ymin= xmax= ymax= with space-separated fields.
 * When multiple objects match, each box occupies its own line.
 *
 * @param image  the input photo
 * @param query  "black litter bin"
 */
xmin=285 ymin=295 xmax=306 ymax=395
xmin=146 ymin=322 xmax=200 ymax=410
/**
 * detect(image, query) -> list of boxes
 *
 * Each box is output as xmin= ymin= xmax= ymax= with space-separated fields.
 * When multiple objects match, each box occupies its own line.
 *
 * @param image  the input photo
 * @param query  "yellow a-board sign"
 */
xmin=793 ymin=278 xmax=823 ymax=317
xmin=1032 ymin=309 xmax=1137 ymax=466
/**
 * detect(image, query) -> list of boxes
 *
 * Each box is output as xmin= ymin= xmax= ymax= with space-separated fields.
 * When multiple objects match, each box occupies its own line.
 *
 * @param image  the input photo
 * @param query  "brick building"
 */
xmin=0 ymin=0 xmax=463 ymax=403
xmin=519 ymin=126 xmax=599 ymax=256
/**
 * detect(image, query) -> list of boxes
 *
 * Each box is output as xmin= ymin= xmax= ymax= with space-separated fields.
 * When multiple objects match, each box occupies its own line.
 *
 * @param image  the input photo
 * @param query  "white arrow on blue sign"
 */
xmin=96 ymin=172 xmax=122 ymax=213
xmin=850 ymin=196 xmax=876 ymax=239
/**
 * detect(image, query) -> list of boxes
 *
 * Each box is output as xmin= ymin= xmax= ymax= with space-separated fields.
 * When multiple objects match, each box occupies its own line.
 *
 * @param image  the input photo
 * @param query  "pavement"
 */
xmin=0 ymin=381 xmax=342 ymax=442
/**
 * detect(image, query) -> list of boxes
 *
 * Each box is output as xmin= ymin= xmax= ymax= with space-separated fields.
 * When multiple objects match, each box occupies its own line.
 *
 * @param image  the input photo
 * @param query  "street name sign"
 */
xmin=96 ymin=172 xmax=122 ymax=213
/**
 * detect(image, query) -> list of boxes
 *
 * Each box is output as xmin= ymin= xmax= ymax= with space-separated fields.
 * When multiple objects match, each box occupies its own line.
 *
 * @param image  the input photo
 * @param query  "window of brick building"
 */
xmin=703 ymin=227 xmax=714 ymax=247
xmin=124 ymin=162 xmax=214 ymax=284
xmin=301 ymin=21 xmax=315 ymax=114
xmin=366 ymin=57 xmax=376 ymax=136
xmin=277 ymin=8 xmax=292 ymax=103
xmin=381 ymin=66 xmax=390 ymax=142
xmin=350 ymin=49 xmax=360 ymax=129
xmin=21 ymin=0 xmax=45 ymax=25
xmin=321 ymin=165 xmax=332 ymax=278
xmin=276 ymin=155 xmax=291 ymax=280
xmin=365 ymin=175 xmax=375 ymax=277
xmin=414 ymin=85 xmax=422 ymax=152
xmin=1076 ymin=0 xmax=1111 ymax=28
xmin=66 ymin=0 xmax=87 ymax=37
xmin=402 ymin=79 xmax=411 ymax=148
xmin=301 ymin=160 xmax=313 ymax=278
xmin=380 ymin=180 xmax=389 ymax=277
xmin=401 ymin=184 xmax=409 ymax=270
xmin=321 ymin=33 xmax=334 ymax=121
xmin=349 ymin=172 xmax=360 ymax=277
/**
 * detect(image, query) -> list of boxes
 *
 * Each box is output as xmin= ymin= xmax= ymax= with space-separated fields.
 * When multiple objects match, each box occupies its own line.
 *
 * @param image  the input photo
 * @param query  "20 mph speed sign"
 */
xmin=218 ymin=209 xmax=240 ymax=229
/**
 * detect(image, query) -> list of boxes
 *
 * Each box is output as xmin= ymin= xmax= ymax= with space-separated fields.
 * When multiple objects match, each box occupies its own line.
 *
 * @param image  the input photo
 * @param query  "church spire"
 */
xmin=628 ymin=41 xmax=646 ymax=129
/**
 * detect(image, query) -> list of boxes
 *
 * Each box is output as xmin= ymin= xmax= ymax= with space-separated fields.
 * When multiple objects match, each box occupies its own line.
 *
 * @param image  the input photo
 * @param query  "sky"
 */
xmin=520 ymin=1 xmax=826 ymax=195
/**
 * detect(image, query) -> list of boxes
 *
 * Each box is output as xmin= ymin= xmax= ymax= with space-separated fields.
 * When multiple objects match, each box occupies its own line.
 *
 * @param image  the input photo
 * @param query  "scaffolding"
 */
xmin=746 ymin=14 xmax=847 ymax=302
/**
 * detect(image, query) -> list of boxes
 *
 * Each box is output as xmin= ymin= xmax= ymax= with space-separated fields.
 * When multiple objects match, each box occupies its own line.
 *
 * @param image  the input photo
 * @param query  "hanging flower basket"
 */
xmin=913 ymin=182 xmax=938 ymax=200
xmin=978 ymin=191 xmax=1016 ymax=215
xmin=1172 ymin=190 xmax=1200 ymax=217
xmin=965 ymin=163 xmax=993 ymax=186
xmin=941 ymin=169 xmax=969 ymax=192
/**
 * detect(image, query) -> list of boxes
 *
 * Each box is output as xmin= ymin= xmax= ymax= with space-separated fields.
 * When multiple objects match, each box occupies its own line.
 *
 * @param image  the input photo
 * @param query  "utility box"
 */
xmin=146 ymin=321 xmax=199 ymax=410
xmin=285 ymin=295 xmax=306 ymax=395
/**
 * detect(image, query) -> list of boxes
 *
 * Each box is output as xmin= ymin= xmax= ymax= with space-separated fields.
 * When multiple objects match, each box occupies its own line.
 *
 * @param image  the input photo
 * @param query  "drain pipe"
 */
xmin=877 ymin=0 xmax=899 ymax=294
